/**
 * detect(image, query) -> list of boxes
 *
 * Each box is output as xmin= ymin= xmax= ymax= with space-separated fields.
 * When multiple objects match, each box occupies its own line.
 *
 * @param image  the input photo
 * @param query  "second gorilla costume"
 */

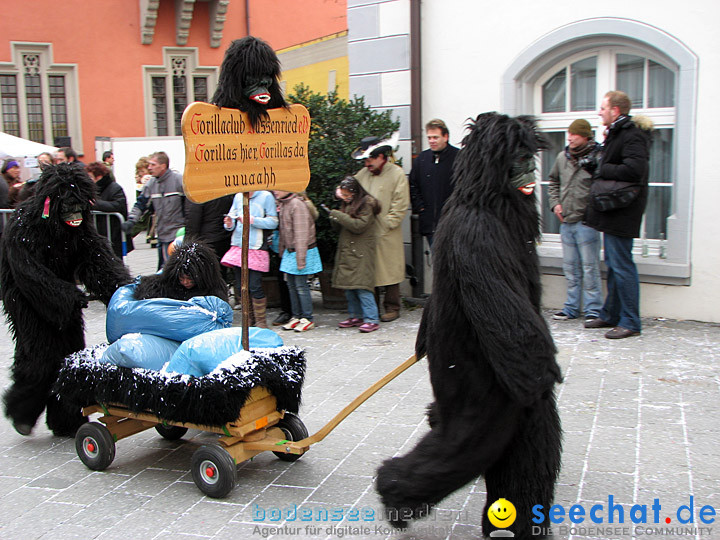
xmin=134 ymin=240 xmax=229 ymax=302
xmin=376 ymin=113 xmax=563 ymax=539
xmin=2 ymin=163 xmax=131 ymax=436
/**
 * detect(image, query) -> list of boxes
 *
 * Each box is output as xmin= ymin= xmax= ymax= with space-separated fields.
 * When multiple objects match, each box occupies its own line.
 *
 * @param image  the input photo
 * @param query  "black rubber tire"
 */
xmin=155 ymin=424 xmax=188 ymax=440
xmin=191 ymin=445 xmax=237 ymax=498
xmin=272 ymin=413 xmax=309 ymax=462
xmin=75 ymin=422 xmax=116 ymax=471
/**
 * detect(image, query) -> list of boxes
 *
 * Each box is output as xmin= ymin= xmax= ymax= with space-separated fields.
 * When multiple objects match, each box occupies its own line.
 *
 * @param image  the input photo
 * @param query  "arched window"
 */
xmin=503 ymin=19 xmax=697 ymax=283
xmin=536 ymin=49 xmax=676 ymax=252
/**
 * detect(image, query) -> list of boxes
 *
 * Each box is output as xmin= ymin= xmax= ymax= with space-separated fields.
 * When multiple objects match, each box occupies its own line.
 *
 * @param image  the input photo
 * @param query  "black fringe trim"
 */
xmin=53 ymin=344 xmax=306 ymax=427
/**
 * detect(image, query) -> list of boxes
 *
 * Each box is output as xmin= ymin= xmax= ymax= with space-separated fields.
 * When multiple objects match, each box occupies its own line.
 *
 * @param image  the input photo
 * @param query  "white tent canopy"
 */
xmin=0 ymin=132 xmax=58 ymax=160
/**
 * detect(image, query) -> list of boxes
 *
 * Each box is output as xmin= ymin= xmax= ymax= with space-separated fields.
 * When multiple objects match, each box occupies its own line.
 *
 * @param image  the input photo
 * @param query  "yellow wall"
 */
xmin=278 ymin=31 xmax=349 ymax=101
xmin=282 ymin=56 xmax=349 ymax=100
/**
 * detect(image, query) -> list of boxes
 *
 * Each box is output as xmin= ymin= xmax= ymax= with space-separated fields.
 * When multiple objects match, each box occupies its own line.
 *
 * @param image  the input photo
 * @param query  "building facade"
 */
xmin=348 ymin=0 xmax=719 ymax=322
xmin=0 ymin=0 xmax=347 ymax=158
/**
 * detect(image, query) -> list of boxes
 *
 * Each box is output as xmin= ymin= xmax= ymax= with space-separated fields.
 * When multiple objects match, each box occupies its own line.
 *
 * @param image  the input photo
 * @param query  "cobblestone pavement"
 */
xmin=0 ymin=239 xmax=718 ymax=540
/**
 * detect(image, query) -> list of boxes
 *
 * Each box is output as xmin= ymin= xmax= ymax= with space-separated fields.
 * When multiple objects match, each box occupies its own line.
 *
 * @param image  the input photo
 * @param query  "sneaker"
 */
xmin=282 ymin=317 xmax=301 ymax=331
xmin=294 ymin=318 xmax=315 ymax=332
xmin=358 ymin=322 xmax=379 ymax=333
xmin=338 ymin=317 xmax=363 ymax=328
xmin=552 ymin=311 xmax=570 ymax=321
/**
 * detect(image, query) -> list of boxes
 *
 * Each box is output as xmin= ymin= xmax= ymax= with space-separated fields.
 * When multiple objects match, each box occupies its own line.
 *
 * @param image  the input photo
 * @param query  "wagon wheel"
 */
xmin=191 ymin=445 xmax=237 ymax=498
xmin=155 ymin=424 xmax=188 ymax=441
xmin=75 ymin=422 xmax=116 ymax=471
xmin=272 ymin=413 xmax=308 ymax=462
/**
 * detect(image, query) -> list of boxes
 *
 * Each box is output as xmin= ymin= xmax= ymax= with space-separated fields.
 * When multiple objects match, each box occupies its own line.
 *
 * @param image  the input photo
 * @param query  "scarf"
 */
xmin=566 ymin=141 xmax=596 ymax=164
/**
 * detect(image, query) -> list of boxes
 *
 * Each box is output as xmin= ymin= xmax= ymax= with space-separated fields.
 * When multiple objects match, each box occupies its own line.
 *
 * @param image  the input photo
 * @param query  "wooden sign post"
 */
xmin=181 ymin=102 xmax=311 ymax=347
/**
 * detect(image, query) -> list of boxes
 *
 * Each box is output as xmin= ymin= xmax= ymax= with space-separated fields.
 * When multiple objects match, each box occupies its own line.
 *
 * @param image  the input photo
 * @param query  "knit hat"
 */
xmin=2 ymin=160 xmax=20 ymax=174
xmin=568 ymin=119 xmax=593 ymax=139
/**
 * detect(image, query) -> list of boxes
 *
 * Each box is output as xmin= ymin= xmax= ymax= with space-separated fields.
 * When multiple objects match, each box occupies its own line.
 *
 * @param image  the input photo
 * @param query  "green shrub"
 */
xmin=288 ymin=83 xmax=400 ymax=266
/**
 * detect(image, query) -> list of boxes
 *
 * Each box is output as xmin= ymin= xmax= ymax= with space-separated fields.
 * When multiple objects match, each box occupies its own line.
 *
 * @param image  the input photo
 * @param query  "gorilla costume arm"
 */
xmin=76 ymin=234 xmax=131 ymax=305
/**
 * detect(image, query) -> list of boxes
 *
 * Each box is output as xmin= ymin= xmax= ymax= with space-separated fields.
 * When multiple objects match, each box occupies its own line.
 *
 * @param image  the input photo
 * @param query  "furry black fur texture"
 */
xmin=134 ymin=240 xmax=228 ymax=302
xmin=54 ymin=345 xmax=305 ymax=426
xmin=1 ymin=163 xmax=131 ymax=436
xmin=211 ymin=36 xmax=288 ymax=131
xmin=375 ymin=113 xmax=563 ymax=539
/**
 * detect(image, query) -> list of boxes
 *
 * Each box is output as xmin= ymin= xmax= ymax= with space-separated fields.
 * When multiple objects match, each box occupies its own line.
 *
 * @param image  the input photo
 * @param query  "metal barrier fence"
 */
xmin=0 ymin=209 xmax=129 ymax=258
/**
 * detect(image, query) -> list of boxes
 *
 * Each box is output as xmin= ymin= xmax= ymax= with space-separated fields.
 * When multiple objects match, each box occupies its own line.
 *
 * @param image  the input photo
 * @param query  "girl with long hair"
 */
xmin=326 ymin=176 xmax=382 ymax=333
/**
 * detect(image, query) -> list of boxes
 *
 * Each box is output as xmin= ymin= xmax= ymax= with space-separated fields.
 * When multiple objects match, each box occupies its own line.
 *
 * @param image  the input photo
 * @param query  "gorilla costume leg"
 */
xmin=376 ymin=381 xmax=524 ymax=527
xmin=3 ymin=309 xmax=87 ymax=436
xmin=482 ymin=393 xmax=563 ymax=539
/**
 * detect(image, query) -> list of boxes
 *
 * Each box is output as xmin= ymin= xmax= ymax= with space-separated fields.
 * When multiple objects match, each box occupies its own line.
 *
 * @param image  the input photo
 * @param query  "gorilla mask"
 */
xmin=33 ymin=162 xmax=95 ymax=230
xmin=211 ymin=36 xmax=288 ymax=131
xmin=510 ymin=153 xmax=538 ymax=196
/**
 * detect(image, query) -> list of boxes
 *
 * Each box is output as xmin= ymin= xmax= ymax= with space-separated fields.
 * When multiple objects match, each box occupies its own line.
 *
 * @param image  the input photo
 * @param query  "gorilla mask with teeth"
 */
xmin=211 ymin=36 xmax=288 ymax=131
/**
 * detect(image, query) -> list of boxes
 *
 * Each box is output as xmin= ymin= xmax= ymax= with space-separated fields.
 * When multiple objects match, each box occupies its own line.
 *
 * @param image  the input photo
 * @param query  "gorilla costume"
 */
xmin=134 ymin=240 xmax=229 ymax=302
xmin=1 ymin=163 xmax=131 ymax=437
xmin=376 ymin=113 xmax=563 ymax=539
xmin=211 ymin=36 xmax=288 ymax=130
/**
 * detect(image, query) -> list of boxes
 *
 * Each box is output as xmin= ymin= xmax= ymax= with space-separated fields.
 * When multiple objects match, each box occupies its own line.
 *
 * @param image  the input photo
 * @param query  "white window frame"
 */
xmin=0 ymin=42 xmax=82 ymax=153
xmin=534 ymin=48 xmax=677 ymax=256
xmin=502 ymin=18 xmax=697 ymax=284
xmin=143 ymin=47 xmax=218 ymax=137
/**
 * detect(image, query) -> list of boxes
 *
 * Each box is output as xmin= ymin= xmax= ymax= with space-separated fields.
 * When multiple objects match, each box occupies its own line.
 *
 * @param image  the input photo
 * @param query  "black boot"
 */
xmin=272 ymin=311 xmax=292 ymax=326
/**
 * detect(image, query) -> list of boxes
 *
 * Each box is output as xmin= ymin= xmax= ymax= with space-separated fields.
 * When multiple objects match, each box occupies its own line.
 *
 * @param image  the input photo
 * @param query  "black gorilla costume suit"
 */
xmin=134 ymin=240 xmax=229 ymax=302
xmin=2 ymin=163 xmax=131 ymax=436
xmin=376 ymin=113 xmax=563 ymax=539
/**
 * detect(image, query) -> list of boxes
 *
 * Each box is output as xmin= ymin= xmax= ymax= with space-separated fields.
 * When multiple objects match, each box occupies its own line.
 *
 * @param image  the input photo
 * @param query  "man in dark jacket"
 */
xmin=584 ymin=90 xmax=652 ymax=339
xmin=185 ymin=195 xmax=233 ymax=264
xmin=409 ymin=119 xmax=459 ymax=249
xmin=87 ymin=162 xmax=134 ymax=258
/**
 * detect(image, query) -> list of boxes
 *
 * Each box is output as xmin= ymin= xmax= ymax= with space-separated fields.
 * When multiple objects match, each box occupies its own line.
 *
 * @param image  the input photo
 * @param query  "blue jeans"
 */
xmin=560 ymin=222 xmax=602 ymax=318
xmin=600 ymin=233 xmax=641 ymax=332
xmin=286 ymin=273 xmax=313 ymax=320
xmin=346 ymin=289 xmax=379 ymax=323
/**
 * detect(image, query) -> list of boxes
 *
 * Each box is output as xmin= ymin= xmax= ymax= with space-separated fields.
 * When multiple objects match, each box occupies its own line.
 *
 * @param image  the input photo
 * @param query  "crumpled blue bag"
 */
xmin=106 ymin=282 xmax=233 ymax=343
xmin=164 ymin=327 xmax=284 ymax=377
xmin=100 ymin=334 xmax=180 ymax=370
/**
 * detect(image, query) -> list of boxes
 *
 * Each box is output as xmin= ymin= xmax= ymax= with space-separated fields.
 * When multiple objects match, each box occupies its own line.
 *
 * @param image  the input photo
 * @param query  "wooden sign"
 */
xmin=181 ymin=102 xmax=310 ymax=203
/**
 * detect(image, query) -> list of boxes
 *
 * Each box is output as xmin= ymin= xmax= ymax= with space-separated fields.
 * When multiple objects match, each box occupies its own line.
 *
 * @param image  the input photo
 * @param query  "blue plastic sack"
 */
xmin=164 ymin=327 xmax=284 ymax=377
xmin=106 ymin=282 xmax=233 ymax=343
xmin=100 ymin=333 xmax=180 ymax=370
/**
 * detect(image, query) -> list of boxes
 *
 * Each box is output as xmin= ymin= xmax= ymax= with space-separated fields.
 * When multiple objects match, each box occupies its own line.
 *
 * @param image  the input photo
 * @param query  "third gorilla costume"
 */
xmin=2 ymin=163 xmax=131 ymax=436
xmin=376 ymin=113 xmax=563 ymax=539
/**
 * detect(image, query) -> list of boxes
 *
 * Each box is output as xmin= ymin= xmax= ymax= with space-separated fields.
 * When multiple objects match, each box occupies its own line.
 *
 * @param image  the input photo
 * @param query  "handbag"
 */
xmin=590 ymin=179 xmax=641 ymax=212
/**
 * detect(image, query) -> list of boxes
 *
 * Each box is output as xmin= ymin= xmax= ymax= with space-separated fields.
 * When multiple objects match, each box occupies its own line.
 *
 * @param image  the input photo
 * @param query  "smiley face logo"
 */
xmin=487 ymin=498 xmax=517 ymax=528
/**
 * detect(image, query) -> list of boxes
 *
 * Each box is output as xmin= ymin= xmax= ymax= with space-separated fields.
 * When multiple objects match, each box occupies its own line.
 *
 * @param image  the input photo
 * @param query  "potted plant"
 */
xmin=287 ymin=84 xmax=400 ymax=308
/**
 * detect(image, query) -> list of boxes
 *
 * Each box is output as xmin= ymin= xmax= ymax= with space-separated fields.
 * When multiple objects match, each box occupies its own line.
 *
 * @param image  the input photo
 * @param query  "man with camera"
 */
xmin=547 ymin=118 xmax=603 ymax=325
xmin=582 ymin=90 xmax=652 ymax=339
